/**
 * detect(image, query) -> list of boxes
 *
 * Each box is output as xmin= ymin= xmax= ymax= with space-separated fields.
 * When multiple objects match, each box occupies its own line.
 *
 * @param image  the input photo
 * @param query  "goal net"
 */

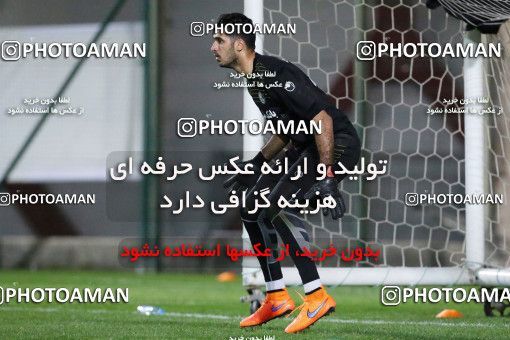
xmin=242 ymin=0 xmax=510 ymax=287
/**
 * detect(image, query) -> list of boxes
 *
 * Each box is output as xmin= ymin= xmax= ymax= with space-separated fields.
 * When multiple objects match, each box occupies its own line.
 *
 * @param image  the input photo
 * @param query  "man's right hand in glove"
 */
xmin=223 ymin=152 xmax=268 ymax=192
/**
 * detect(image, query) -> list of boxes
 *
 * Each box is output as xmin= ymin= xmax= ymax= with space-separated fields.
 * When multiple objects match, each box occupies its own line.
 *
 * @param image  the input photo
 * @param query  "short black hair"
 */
xmin=216 ymin=13 xmax=256 ymax=50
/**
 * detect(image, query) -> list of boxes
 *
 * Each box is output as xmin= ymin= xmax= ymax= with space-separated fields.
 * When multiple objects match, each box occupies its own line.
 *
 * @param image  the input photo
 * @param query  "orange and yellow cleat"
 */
xmin=284 ymin=287 xmax=336 ymax=333
xmin=240 ymin=289 xmax=295 ymax=327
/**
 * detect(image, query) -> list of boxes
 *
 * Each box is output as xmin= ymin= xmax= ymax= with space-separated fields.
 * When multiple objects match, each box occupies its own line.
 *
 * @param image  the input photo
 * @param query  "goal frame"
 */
xmin=241 ymin=0 xmax=510 ymax=288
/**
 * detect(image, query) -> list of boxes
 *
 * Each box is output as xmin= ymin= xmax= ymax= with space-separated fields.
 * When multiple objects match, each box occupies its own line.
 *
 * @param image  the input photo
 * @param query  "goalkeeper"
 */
xmin=211 ymin=13 xmax=361 ymax=333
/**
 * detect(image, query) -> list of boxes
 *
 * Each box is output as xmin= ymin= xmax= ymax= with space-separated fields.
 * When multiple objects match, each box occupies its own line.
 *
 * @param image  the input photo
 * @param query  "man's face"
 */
xmin=210 ymin=33 xmax=237 ymax=68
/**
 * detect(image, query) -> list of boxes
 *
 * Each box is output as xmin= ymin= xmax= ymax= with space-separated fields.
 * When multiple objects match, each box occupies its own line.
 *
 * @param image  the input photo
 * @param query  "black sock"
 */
xmin=267 ymin=288 xmax=285 ymax=294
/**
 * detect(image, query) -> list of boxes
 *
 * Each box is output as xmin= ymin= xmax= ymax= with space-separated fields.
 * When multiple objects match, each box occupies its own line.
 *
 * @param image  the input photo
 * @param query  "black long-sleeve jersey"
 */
xmin=246 ymin=53 xmax=357 ymax=146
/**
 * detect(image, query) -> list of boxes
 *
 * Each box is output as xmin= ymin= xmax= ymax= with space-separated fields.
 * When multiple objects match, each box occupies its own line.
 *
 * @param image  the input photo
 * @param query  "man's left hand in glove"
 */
xmin=304 ymin=165 xmax=346 ymax=220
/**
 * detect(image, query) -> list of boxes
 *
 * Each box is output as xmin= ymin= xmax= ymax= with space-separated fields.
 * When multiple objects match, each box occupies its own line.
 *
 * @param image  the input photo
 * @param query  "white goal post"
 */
xmin=242 ymin=0 xmax=510 ymax=288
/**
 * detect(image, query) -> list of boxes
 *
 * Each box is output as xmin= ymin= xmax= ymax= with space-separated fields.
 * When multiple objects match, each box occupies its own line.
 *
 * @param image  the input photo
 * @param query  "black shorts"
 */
xmin=244 ymin=132 xmax=361 ymax=214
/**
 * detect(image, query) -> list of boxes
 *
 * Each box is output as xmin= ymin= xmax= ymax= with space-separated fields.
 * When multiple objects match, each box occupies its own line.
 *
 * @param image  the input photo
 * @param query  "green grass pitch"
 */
xmin=0 ymin=270 xmax=509 ymax=339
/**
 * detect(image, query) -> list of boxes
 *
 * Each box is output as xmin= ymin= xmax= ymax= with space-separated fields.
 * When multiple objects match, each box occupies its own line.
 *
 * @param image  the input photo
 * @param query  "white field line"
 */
xmin=0 ymin=306 xmax=508 ymax=328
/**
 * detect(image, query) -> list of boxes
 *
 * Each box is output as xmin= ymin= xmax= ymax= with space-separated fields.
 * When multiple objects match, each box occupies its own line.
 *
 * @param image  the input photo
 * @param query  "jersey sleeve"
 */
xmin=271 ymin=63 xmax=328 ymax=120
